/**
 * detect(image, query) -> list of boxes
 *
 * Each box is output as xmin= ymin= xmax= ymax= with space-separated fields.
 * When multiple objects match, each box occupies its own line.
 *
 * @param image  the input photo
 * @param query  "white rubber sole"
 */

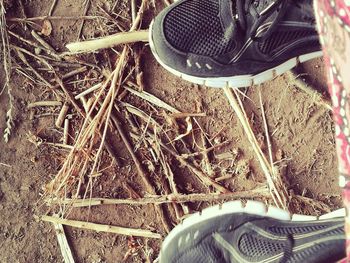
xmin=149 ymin=20 xmax=323 ymax=88
xmin=160 ymin=200 xmax=345 ymax=258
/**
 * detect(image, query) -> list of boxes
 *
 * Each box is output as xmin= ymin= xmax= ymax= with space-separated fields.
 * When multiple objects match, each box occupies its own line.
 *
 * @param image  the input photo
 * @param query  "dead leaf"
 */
xmin=41 ymin=20 xmax=52 ymax=36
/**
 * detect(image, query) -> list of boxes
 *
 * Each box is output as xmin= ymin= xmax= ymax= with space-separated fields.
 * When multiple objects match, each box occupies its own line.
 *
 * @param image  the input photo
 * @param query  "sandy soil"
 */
xmin=0 ymin=0 xmax=342 ymax=262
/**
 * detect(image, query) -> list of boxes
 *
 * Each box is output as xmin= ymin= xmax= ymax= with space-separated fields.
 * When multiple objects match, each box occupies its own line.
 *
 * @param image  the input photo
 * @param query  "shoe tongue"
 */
xmin=247 ymin=0 xmax=277 ymax=15
xmin=220 ymin=0 xmax=239 ymax=39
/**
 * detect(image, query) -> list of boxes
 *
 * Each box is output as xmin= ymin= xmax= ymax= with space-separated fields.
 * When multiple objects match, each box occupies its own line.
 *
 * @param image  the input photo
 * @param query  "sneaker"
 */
xmin=159 ymin=200 xmax=345 ymax=263
xmin=150 ymin=0 xmax=322 ymax=88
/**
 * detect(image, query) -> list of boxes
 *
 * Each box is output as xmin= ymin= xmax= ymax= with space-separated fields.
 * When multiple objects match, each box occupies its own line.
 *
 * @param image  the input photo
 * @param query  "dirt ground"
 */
xmin=0 ymin=0 xmax=343 ymax=262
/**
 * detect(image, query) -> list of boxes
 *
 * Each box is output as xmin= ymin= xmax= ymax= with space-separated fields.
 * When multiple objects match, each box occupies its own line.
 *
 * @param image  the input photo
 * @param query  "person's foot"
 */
xmin=160 ymin=200 xmax=345 ymax=263
xmin=150 ymin=0 xmax=322 ymax=88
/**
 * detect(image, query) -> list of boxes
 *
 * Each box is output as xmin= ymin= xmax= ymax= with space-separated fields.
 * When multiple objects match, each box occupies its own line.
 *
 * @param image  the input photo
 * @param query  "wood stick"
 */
xmin=56 ymin=103 xmax=70 ymax=128
xmin=110 ymin=112 xmax=172 ymax=233
xmin=31 ymin=30 xmax=61 ymax=60
xmin=54 ymin=75 xmax=86 ymax=118
xmin=287 ymin=69 xmax=332 ymax=111
xmin=259 ymin=90 xmax=274 ymax=171
xmin=14 ymin=48 xmax=53 ymax=88
xmin=74 ymin=82 xmax=102 ymax=100
xmin=63 ymin=119 xmax=69 ymax=145
xmin=131 ymin=0 xmax=137 ymax=22
xmin=124 ymin=86 xmax=180 ymax=113
xmin=7 ymin=16 xmax=101 ymax=22
xmin=47 ymin=187 xmax=269 ymax=207
xmin=60 ymin=66 xmax=88 ymax=80
xmin=66 ymin=30 xmax=149 ymax=53
xmin=41 ymin=216 xmax=162 ymax=239
xmin=223 ymin=87 xmax=287 ymax=209
xmin=28 ymin=100 xmax=62 ymax=108
xmin=51 ymin=67 xmax=88 ymax=88
xmin=76 ymin=0 xmax=91 ymax=40
xmin=48 ymin=0 xmax=58 ymax=16
xmin=53 ymin=221 xmax=75 ymax=263
xmin=151 ymin=135 xmax=231 ymax=193
xmin=80 ymin=97 xmax=88 ymax=113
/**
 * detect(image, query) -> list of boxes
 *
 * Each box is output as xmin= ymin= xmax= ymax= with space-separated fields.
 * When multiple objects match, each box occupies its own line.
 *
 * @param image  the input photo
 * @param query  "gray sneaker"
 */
xmin=160 ymin=201 xmax=345 ymax=263
xmin=150 ymin=0 xmax=321 ymax=88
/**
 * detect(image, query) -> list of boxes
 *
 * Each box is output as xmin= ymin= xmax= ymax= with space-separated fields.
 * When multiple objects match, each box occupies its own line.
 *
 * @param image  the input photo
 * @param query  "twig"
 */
xmin=63 ymin=119 xmax=69 ymax=145
xmin=200 ymin=128 xmax=214 ymax=177
xmin=1 ymin=1 xmax=14 ymax=143
xmin=41 ymin=216 xmax=162 ymax=239
xmin=66 ymin=30 xmax=149 ymax=53
xmin=0 ymin=162 xmax=11 ymax=168
xmin=129 ymin=0 xmax=149 ymax=31
xmin=44 ymin=142 xmax=73 ymax=149
xmin=74 ymin=82 xmax=102 ymax=100
xmin=7 ymin=16 xmax=102 ymax=22
xmin=51 ymin=67 xmax=88 ymax=88
xmin=171 ymin=112 xmax=206 ymax=118
xmin=124 ymin=86 xmax=180 ymax=113
xmin=223 ymin=86 xmax=288 ymax=209
xmin=14 ymin=49 xmax=50 ymax=86
xmin=27 ymin=101 xmax=62 ymax=108
xmin=258 ymin=90 xmax=274 ymax=170
xmin=76 ymin=0 xmax=91 ymax=40
xmin=31 ymin=30 xmax=61 ymax=60
xmin=53 ymin=219 xmax=75 ymax=263
xmin=287 ymin=69 xmax=332 ymax=111
xmin=47 ymin=187 xmax=270 ymax=207
xmin=110 ymin=111 xmax=172 ymax=233
xmin=259 ymin=89 xmax=289 ymax=207
xmin=54 ymin=75 xmax=86 ymax=118
xmin=60 ymin=67 xmax=88 ymax=80
xmin=140 ymin=131 xmax=231 ymax=193
xmin=48 ymin=0 xmax=58 ymax=16
xmin=80 ymin=97 xmax=88 ymax=112
xmin=131 ymin=0 xmax=137 ymax=22
xmin=124 ymin=182 xmax=142 ymax=199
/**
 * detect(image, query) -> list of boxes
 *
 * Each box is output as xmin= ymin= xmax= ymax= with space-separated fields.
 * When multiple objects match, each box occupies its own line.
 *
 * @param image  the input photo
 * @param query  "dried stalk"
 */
xmin=223 ymin=86 xmax=288 ymax=209
xmin=48 ymin=186 xmax=269 ymax=207
xmin=74 ymin=82 xmax=102 ymax=100
xmin=31 ymin=30 xmax=61 ymax=60
xmin=259 ymin=89 xmax=289 ymax=208
xmin=66 ymin=30 xmax=149 ymax=53
xmin=48 ymin=0 xmax=58 ymax=16
xmin=53 ymin=220 xmax=75 ymax=263
xmin=42 ymin=216 xmax=162 ymax=239
xmin=7 ymin=16 xmax=101 ymax=22
xmin=76 ymin=0 xmax=91 ymax=40
xmin=125 ymin=86 xmax=180 ymax=113
xmin=110 ymin=110 xmax=172 ymax=233
xmin=1 ymin=0 xmax=14 ymax=143
xmin=27 ymin=100 xmax=62 ymax=108
xmin=63 ymin=119 xmax=69 ymax=145
xmin=287 ymin=69 xmax=332 ymax=111
xmin=45 ymin=51 xmax=124 ymax=198
xmin=143 ymin=132 xmax=231 ymax=193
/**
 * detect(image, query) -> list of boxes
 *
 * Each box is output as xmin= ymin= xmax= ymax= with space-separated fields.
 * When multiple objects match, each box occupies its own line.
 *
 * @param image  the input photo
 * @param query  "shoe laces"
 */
xmin=235 ymin=0 xmax=289 ymax=41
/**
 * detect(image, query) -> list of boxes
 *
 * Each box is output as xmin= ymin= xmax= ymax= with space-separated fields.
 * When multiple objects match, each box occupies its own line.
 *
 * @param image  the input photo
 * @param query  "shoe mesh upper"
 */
xmin=258 ymin=30 xmax=316 ymax=55
xmin=176 ymin=240 xmax=224 ymax=263
xmin=239 ymin=232 xmax=284 ymax=258
xmin=268 ymin=224 xmax=328 ymax=235
xmin=163 ymin=0 xmax=236 ymax=56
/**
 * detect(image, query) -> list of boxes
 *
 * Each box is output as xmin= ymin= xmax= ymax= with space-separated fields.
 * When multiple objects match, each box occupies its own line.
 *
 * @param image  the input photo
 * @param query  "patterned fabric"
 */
xmin=314 ymin=0 xmax=350 ymax=260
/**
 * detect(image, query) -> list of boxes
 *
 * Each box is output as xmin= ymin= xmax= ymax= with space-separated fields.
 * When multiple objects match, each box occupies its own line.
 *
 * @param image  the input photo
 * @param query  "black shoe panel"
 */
xmin=151 ymin=0 xmax=321 ymax=80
